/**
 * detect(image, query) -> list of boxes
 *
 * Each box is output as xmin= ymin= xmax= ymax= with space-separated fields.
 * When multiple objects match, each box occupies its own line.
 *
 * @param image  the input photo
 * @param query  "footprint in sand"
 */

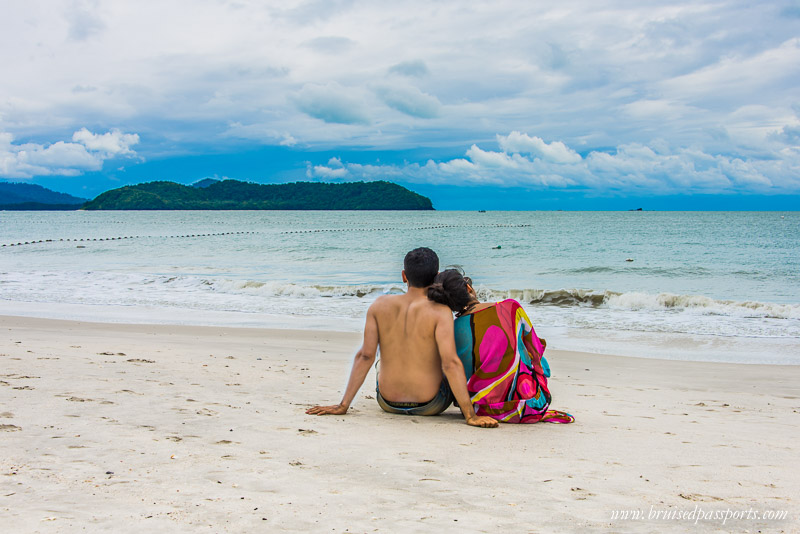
xmin=126 ymin=359 xmax=155 ymax=364
xmin=570 ymin=487 xmax=596 ymax=500
xmin=0 ymin=412 xmax=13 ymax=418
xmin=679 ymin=493 xmax=723 ymax=502
xmin=66 ymin=397 xmax=93 ymax=402
xmin=2 ymin=374 xmax=40 ymax=379
xmin=0 ymin=424 xmax=21 ymax=432
xmin=196 ymin=408 xmax=217 ymax=416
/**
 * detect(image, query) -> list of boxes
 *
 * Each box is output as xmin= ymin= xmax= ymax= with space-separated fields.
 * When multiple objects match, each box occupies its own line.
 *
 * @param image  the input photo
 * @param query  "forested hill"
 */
xmin=82 ymin=180 xmax=434 ymax=210
xmin=0 ymin=182 xmax=87 ymax=210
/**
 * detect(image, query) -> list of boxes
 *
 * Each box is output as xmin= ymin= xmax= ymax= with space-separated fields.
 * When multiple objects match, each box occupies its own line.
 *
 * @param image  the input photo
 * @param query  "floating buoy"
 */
xmin=626 ymin=258 xmax=634 ymax=262
xmin=492 ymin=245 xmax=502 ymax=250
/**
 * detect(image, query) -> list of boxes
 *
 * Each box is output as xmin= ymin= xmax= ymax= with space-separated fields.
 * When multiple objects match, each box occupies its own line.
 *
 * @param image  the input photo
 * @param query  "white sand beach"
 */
xmin=1 ymin=315 xmax=798 ymax=533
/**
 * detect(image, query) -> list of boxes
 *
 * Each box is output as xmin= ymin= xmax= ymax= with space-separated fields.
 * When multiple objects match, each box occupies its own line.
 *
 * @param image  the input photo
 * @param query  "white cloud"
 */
xmin=374 ymin=85 xmax=440 ymax=118
xmin=306 ymin=132 xmax=800 ymax=193
xmin=293 ymin=83 xmax=371 ymax=125
xmin=771 ymin=125 xmax=800 ymax=146
xmin=279 ymin=133 xmax=297 ymax=146
xmin=388 ymin=60 xmax=429 ymax=77
xmin=302 ymin=36 xmax=356 ymax=54
xmin=498 ymin=131 xmax=582 ymax=163
xmin=0 ymin=128 xmax=140 ymax=179
xmin=72 ymin=127 xmax=139 ymax=155
xmin=66 ymin=0 xmax=105 ymax=41
xmin=310 ymin=165 xmax=348 ymax=179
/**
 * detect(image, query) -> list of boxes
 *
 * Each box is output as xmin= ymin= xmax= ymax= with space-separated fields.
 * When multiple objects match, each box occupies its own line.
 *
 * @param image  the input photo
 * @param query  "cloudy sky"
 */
xmin=1 ymin=0 xmax=799 ymax=209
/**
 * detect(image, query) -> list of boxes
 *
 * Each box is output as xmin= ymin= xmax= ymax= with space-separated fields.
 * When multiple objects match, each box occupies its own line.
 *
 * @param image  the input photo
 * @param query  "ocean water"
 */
xmin=1 ymin=210 xmax=798 ymax=364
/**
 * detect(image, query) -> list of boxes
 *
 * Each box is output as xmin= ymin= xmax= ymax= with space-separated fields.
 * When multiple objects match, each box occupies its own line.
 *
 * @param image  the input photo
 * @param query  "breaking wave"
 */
xmin=199 ymin=278 xmax=406 ymax=299
xmin=475 ymin=287 xmax=800 ymax=320
xmin=193 ymin=278 xmax=800 ymax=321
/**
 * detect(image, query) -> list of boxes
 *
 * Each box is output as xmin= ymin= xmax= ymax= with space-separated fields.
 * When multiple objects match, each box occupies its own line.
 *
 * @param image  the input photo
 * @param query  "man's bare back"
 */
xmin=371 ymin=292 xmax=448 ymax=403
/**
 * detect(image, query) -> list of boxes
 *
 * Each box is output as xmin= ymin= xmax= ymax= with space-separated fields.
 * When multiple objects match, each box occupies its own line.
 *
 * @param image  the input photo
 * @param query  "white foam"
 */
xmin=606 ymin=291 xmax=800 ymax=320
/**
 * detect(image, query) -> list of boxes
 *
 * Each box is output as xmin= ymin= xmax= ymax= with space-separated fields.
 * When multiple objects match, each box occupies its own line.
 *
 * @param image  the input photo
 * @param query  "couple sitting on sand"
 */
xmin=307 ymin=247 xmax=573 ymax=427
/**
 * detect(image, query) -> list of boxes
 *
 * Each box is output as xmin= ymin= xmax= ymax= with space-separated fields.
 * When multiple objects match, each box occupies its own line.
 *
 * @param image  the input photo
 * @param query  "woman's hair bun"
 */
xmin=427 ymin=282 xmax=449 ymax=306
xmin=427 ymin=269 xmax=474 ymax=313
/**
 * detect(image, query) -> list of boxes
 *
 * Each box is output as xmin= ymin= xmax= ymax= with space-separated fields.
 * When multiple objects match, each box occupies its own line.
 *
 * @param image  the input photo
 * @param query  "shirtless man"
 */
xmin=306 ymin=247 xmax=497 ymax=428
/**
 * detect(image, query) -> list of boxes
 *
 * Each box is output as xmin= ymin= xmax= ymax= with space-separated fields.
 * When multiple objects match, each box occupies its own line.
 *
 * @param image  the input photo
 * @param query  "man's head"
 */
xmin=403 ymin=247 xmax=439 ymax=288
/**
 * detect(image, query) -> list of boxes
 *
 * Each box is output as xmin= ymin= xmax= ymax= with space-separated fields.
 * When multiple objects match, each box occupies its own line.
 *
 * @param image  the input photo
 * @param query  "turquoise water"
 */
xmin=1 ymin=210 xmax=798 ymax=362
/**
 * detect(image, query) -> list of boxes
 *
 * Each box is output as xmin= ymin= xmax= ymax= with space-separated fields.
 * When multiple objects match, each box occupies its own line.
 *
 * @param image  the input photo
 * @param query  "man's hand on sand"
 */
xmin=466 ymin=415 xmax=499 ymax=428
xmin=306 ymin=404 xmax=348 ymax=416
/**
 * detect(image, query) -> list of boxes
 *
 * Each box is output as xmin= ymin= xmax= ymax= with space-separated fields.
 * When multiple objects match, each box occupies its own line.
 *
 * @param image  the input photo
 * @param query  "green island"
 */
xmin=83 ymin=180 xmax=434 ymax=210
xmin=0 ymin=180 xmax=434 ymax=210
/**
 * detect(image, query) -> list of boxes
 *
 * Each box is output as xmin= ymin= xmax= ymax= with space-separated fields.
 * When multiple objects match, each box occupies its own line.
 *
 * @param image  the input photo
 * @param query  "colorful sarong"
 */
xmin=454 ymin=299 xmax=574 ymax=424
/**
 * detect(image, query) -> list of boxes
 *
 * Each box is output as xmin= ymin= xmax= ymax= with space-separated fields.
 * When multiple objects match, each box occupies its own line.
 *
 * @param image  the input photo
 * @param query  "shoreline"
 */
xmin=1 ymin=314 xmax=798 ymax=532
xmin=2 ymin=301 xmax=799 ymax=365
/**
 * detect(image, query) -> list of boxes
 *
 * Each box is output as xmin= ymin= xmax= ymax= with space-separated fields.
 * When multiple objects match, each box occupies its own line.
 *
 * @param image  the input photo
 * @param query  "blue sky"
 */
xmin=1 ymin=0 xmax=799 ymax=209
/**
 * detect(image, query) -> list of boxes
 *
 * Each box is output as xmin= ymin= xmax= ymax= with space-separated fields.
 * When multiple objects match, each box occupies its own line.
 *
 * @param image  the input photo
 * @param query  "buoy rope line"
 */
xmin=1 ymin=231 xmax=258 ymax=248
xmin=3 ymin=223 xmax=533 ymax=247
xmin=280 ymin=223 xmax=532 ymax=235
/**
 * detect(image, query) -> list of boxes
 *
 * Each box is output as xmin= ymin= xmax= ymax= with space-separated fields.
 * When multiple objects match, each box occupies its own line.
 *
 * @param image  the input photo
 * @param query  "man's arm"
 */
xmin=306 ymin=302 xmax=380 ymax=416
xmin=434 ymin=310 xmax=498 ymax=428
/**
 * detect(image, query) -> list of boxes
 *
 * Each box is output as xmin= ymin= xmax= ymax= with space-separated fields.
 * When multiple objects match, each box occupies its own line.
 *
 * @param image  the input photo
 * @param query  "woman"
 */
xmin=428 ymin=269 xmax=574 ymax=424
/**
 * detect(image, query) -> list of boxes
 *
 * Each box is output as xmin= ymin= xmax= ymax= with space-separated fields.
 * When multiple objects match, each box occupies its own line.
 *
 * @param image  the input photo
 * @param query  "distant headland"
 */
xmin=1 ymin=180 xmax=435 ymax=211
xmin=0 ymin=182 xmax=88 ymax=211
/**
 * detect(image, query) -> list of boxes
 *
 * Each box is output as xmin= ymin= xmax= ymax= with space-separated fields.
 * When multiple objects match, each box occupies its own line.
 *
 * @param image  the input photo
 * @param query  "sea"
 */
xmin=1 ymin=210 xmax=798 ymax=364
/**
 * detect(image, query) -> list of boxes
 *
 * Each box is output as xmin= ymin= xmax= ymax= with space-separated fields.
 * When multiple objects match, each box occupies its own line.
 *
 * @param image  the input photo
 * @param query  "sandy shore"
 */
xmin=1 ymin=315 xmax=798 ymax=533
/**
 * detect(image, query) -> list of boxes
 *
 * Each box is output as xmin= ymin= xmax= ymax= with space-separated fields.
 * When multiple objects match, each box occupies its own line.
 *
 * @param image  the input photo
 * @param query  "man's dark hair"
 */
xmin=404 ymin=247 xmax=439 ymax=288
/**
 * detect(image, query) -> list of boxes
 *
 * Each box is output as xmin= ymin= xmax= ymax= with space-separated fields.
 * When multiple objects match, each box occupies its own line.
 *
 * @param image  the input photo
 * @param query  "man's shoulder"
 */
xmin=368 ymin=293 xmax=449 ymax=315
xmin=369 ymin=293 xmax=399 ymax=307
xmin=367 ymin=293 xmax=403 ymax=314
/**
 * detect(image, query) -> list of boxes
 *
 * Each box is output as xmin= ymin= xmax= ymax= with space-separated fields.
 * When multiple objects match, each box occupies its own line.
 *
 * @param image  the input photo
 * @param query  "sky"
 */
xmin=1 ymin=0 xmax=799 ymax=209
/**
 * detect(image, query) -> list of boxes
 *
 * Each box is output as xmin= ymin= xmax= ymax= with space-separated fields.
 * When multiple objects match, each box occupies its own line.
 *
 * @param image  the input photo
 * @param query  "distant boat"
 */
xmin=628 ymin=208 xmax=643 ymax=211
xmin=478 ymin=210 xmax=487 ymax=213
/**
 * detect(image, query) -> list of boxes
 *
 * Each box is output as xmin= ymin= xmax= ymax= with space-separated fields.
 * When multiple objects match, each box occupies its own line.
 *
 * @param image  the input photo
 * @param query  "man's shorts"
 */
xmin=376 ymin=377 xmax=454 ymax=416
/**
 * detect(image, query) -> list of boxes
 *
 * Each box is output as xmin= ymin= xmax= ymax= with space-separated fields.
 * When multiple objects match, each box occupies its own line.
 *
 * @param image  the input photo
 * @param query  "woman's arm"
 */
xmin=434 ymin=309 xmax=498 ymax=428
